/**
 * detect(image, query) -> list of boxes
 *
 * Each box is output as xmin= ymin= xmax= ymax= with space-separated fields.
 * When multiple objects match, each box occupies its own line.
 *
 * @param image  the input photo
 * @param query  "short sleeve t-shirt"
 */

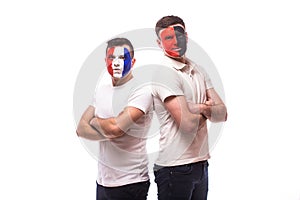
xmin=152 ymin=55 xmax=213 ymax=166
xmin=93 ymin=78 xmax=153 ymax=187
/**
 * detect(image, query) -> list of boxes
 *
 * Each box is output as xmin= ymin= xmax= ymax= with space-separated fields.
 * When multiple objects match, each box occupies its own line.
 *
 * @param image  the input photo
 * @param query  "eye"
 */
xmin=118 ymin=55 xmax=125 ymax=60
xmin=164 ymin=35 xmax=173 ymax=40
xmin=177 ymin=34 xmax=185 ymax=39
xmin=107 ymin=55 xmax=115 ymax=60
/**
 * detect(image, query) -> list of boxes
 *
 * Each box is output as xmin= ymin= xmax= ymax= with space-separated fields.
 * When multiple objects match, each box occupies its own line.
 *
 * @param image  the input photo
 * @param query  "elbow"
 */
xmin=220 ymin=106 xmax=227 ymax=122
xmin=224 ymin=111 xmax=227 ymax=122
xmin=76 ymin=126 xmax=84 ymax=138
xmin=211 ymin=105 xmax=227 ymax=122
xmin=76 ymin=123 xmax=90 ymax=138
xmin=224 ymin=111 xmax=228 ymax=121
xmin=76 ymin=119 xmax=93 ymax=138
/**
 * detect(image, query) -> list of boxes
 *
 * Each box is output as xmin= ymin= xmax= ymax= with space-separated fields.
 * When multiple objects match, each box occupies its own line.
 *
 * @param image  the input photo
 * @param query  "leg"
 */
xmin=96 ymin=181 xmax=108 ymax=200
xmin=104 ymin=180 xmax=150 ymax=200
xmin=125 ymin=180 xmax=150 ymax=200
xmin=154 ymin=164 xmax=195 ymax=200
xmin=191 ymin=161 xmax=209 ymax=200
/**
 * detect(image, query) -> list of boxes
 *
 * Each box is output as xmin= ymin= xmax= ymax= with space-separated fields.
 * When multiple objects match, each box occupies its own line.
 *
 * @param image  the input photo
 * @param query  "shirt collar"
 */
xmin=162 ymin=55 xmax=195 ymax=71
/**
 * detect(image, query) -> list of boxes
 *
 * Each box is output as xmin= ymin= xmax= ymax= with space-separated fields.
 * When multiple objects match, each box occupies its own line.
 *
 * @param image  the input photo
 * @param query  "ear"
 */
xmin=156 ymin=39 xmax=162 ymax=48
xmin=131 ymin=58 xmax=136 ymax=67
xmin=185 ymin=32 xmax=188 ymax=44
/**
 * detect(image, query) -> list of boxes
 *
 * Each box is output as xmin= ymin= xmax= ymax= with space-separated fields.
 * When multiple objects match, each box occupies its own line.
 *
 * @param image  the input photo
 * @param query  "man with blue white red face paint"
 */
xmin=106 ymin=46 xmax=132 ymax=79
xmin=77 ymin=38 xmax=153 ymax=200
xmin=152 ymin=15 xmax=227 ymax=200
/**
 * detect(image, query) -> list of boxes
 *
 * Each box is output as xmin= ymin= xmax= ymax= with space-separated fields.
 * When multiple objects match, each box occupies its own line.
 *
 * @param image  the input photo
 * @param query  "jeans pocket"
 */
xmin=201 ymin=162 xmax=209 ymax=181
xmin=128 ymin=181 xmax=150 ymax=199
xmin=154 ymin=168 xmax=169 ymax=183
xmin=172 ymin=164 xmax=193 ymax=175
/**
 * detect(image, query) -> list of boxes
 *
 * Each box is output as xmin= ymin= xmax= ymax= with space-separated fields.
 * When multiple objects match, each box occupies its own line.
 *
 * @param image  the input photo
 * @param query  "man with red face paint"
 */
xmin=152 ymin=15 xmax=227 ymax=200
xmin=77 ymin=38 xmax=153 ymax=200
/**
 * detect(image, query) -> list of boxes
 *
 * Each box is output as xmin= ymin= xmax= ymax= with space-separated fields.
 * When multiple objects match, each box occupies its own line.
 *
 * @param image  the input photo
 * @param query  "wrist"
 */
xmin=199 ymin=104 xmax=206 ymax=114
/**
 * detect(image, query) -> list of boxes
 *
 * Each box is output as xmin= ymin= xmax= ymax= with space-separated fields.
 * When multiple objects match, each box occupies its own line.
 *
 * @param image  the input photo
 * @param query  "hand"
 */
xmin=205 ymin=98 xmax=215 ymax=106
xmin=89 ymin=117 xmax=100 ymax=130
xmin=187 ymin=101 xmax=211 ymax=115
xmin=200 ymin=99 xmax=214 ymax=119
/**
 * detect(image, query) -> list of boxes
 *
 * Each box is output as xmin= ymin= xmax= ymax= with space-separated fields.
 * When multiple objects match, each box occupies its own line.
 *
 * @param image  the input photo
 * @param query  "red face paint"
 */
xmin=105 ymin=47 xmax=115 ymax=76
xmin=159 ymin=25 xmax=187 ymax=57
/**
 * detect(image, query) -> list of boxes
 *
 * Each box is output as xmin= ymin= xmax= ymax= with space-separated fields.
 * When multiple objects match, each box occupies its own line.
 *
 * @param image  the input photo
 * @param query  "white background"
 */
xmin=1 ymin=0 xmax=300 ymax=199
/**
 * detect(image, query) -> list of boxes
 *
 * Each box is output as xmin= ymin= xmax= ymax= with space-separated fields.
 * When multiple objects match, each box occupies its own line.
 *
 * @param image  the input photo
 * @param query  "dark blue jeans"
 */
xmin=96 ymin=180 xmax=150 ymax=200
xmin=154 ymin=160 xmax=209 ymax=200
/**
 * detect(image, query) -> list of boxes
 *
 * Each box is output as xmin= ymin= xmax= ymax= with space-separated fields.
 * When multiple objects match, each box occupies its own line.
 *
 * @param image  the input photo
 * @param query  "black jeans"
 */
xmin=96 ymin=180 xmax=150 ymax=200
xmin=154 ymin=160 xmax=209 ymax=200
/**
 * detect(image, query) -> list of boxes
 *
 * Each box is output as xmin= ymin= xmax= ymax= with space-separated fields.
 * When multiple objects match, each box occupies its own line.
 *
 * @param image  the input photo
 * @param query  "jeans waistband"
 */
xmin=153 ymin=160 xmax=208 ymax=171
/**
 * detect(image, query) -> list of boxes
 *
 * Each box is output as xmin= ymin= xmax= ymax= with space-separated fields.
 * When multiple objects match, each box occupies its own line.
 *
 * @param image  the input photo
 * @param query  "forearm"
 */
xmin=76 ymin=106 xmax=108 ymax=141
xmin=209 ymin=104 xmax=227 ymax=122
xmin=187 ymin=102 xmax=205 ymax=114
xmin=204 ymin=88 xmax=228 ymax=122
xmin=181 ymin=113 xmax=207 ymax=133
xmin=76 ymin=122 xmax=108 ymax=141
xmin=90 ymin=106 xmax=145 ymax=138
xmin=192 ymin=103 xmax=227 ymax=122
xmin=90 ymin=117 xmax=125 ymax=139
xmin=165 ymin=96 xmax=207 ymax=134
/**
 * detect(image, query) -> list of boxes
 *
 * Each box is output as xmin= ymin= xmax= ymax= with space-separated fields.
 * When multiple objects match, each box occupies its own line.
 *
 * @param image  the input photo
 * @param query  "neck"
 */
xmin=166 ymin=54 xmax=187 ymax=64
xmin=111 ymin=73 xmax=133 ymax=86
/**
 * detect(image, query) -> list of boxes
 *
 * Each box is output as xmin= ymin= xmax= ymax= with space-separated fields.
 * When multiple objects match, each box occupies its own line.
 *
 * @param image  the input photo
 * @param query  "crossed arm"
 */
xmin=76 ymin=106 xmax=107 ymax=140
xmin=164 ymin=95 xmax=208 ymax=134
xmin=76 ymin=105 xmax=145 ymax=140
xmin=163 ymin=88 xmax=227 ymax=135
xmin=188 ymin=88 xmax=227 ymax=122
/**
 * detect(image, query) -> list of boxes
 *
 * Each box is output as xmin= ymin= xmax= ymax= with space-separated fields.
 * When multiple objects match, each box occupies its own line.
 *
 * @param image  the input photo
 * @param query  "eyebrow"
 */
xmin=173 ymin=26 xmax=185 ymax=34
xmin=164 ymin=35 xmax=174 ymax=40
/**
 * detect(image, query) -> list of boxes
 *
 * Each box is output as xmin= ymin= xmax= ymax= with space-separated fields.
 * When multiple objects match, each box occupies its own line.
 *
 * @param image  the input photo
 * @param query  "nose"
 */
xmin=173 ymin=37 xmax=178 ymax=46
xmin=113 ymin=62 xmax=120 ymax=67
xmin=113 ymin=58 xmax=121 ymax=66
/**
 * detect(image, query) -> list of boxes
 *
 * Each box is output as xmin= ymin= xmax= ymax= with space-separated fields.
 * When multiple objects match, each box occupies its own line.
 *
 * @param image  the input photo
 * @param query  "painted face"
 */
xmin=106 ymin=46 xmax=132 ymax=78
xmin=159 ymin=25 xmax=187 ymax=57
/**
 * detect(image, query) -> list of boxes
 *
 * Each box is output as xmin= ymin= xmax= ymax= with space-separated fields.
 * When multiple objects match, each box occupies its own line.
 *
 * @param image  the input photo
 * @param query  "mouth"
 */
xmin=172 ymin=48 xmax=181 ymax=51
xmin=113 ymin=69 xmax=122 ymax=74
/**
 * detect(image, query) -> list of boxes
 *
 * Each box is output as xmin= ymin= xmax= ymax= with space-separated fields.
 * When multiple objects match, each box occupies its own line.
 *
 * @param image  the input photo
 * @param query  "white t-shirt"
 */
xmin=152 ymin=55 xmax=213 ymax=167
xmin=92 ymin=78 xmax=153 ymax=187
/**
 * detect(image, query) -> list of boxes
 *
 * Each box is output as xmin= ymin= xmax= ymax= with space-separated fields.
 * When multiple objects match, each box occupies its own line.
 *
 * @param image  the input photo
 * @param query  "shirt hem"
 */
xmin=97 ymin=177 xmax=150 ymax=187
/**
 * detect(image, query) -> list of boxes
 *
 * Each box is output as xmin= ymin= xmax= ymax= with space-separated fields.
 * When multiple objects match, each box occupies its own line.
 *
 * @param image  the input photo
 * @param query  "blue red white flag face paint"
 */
xmin=106 ymin=46 xmax=132 ymax=78
xmin=159 ymin=25 xmax=187 ymax=58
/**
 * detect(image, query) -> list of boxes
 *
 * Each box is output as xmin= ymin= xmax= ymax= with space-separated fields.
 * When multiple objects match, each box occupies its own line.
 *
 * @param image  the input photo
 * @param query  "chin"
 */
xmin=164 ymin=50 xmax=182 ymax=58
xmin=166 ymin=53 xmax=183 ymax=59
xmin=112 ymin=75 xmax=122 ymax=79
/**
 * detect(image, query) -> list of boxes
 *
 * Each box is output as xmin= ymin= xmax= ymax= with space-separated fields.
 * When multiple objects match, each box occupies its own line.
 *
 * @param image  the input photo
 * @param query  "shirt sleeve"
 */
xmin=127 ymin=85 xmax=153 ymax=114
xmin=196 ymin=64 xmax=214 ymax=90
xmin=90 ymin=91 xmax=96 ymax=108
xmin=151 ymin=66 xmax=184 ymax=102
xmin=203 ymin=70 xmax=213 ymax=89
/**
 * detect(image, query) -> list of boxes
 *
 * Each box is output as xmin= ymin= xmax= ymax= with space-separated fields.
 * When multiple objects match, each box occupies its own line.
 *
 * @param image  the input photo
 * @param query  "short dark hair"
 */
xmin=106 ymin=37 xmax=134 ymax=58
xmin=155 ymin=15 xmax=185 ymax=37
